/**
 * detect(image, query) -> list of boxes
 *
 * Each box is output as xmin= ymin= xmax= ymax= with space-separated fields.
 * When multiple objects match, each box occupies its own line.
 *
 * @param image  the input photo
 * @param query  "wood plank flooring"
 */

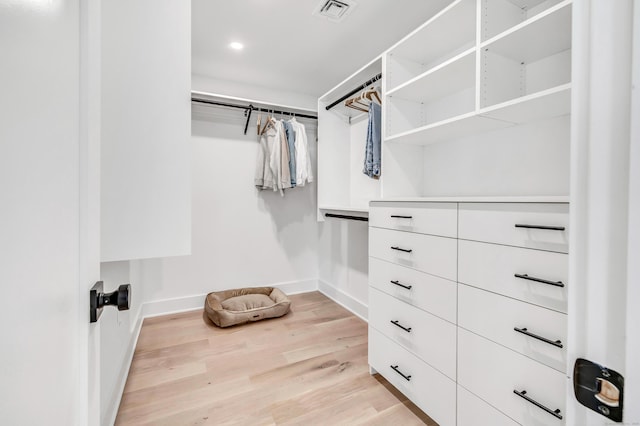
xmin=116 ymin=291 xmax=436 ymax=425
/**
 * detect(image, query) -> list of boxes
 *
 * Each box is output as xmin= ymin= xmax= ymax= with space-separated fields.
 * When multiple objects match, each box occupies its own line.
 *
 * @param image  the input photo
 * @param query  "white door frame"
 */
xmin=569 ymin=0 xmax=638 ymax=424
xmin=79 ymin=0 xmax=102 ymax=424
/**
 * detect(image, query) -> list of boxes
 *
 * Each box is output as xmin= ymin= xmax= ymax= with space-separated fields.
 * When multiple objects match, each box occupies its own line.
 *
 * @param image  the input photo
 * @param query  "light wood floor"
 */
xmin=116 ymin=291 xmax=436 ymax=425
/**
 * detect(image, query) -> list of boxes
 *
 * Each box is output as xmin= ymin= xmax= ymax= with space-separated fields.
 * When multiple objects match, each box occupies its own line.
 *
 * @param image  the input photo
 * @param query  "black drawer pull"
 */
xmin=391 ymin=215 xmax=413 ymax=219
xmin=515 ymin=273 xmax=565 ymax=288
xmin=390 ymin=320 xmax=412 ymax=333
xmin=391 ymin=246 xmax=412 ymax=253
xmin=515 ymin=223 xmax=565 ymax=231
xmin=514 ymin=327 xmax=563 ymax=348
xmin=390 ymin=280 xmax=412 ymax=290
xmin=390 ymin=365 xmax=411 ymax=381
xmin=513 ymin=389 xmax=563 ymax=419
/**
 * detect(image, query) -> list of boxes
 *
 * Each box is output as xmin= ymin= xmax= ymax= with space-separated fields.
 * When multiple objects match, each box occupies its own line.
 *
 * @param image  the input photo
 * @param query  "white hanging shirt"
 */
xmin=290 ymin=119 xmax=313 ymax=186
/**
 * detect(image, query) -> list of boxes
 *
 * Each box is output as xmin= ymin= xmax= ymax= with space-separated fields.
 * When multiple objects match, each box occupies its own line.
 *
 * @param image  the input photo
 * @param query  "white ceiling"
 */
xmin=192 ymin=0 xmax=453 ymax=97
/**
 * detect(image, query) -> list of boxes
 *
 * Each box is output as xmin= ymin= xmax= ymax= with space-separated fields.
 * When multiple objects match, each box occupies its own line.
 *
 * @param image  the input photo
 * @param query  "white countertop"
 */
xmin=370 ymin=196 xmax=569 ymax=203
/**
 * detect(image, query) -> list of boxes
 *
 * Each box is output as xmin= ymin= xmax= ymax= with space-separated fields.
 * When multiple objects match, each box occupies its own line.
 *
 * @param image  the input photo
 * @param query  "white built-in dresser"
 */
xmin=368 ymin=198 xmax=569 ymax=426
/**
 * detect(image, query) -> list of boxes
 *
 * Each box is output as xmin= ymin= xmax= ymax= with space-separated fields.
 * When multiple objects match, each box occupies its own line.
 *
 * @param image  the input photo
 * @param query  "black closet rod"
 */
xmin=325 ymin=213 xmax=369 ymax=222
xmin=191 ymin=98 xmax=318 ymax=120
xmin=325 ymin=73 xmax=382 ymax=111
xmin=192 ymin=97 xmax=318 ymax=135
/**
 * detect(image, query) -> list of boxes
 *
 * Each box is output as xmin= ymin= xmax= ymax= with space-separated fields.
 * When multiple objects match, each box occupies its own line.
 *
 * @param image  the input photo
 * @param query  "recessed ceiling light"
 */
xmin=229 ymin=42 xmax=244 ymax=50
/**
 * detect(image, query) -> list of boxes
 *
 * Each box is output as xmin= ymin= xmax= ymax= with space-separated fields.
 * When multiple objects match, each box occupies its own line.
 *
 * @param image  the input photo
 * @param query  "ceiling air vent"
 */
xmin=313 ymin=0 xmax=357 ymax=23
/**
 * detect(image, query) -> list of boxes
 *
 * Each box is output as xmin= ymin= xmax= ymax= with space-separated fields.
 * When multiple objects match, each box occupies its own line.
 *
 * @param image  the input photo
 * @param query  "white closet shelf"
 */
xmin=479 ymin=83 xmax=571 ymax=123
xmin=386 ymin=48 xmax=476 ymax=104
xmin=191 ymin=91 xmax=317 ymax=116
xmin=386 ymin=83 xmax=570 ymax=146
xmin=319 ymin=205 xmax=369 ymax=214
xmin=385 ymin=112 xmax=513 ymax=146
xmin=481 ymin=0 xmax=572 ymax=63
xmin=371 ymin=195 xmax=570 ymax=203
xmin=388 ymin=0 xmax=476 ymax=66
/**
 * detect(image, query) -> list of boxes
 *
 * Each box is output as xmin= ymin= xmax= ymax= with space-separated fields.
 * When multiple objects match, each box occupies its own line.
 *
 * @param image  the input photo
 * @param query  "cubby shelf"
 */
xmin=386 ymin=112 xmax=511 ymax=146
xmin=481 ymin=1 xmax=572 ymax=63
xmin=386 ymin=83 xmax=571 ymax=146
xmin=386 ymin=48 xmax=476 ymax=104
xmin=479 ymin=83 xmax=571 ymax=123
xmin=386 ymin=0 xmax=476 ymax=92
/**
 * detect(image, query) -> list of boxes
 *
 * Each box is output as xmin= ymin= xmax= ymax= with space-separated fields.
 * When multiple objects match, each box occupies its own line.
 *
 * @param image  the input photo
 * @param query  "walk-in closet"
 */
xmin=2 ymin=0 xmax=638 ymax=425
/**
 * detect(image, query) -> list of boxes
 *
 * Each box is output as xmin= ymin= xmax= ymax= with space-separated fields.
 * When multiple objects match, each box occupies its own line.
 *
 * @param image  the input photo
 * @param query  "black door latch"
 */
xmin=90 ymin=281 xmax=131 ymax=323
xmin=574 ymin=358 xmax=624 ymax=422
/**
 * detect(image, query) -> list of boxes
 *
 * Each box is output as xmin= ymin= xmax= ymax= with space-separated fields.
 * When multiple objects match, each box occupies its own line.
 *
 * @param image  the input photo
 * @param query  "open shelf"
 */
xmin=386 ymin=82 xmax=570 ymax=146
xmin=386 ymin=112 xmax=513 ymax=146
xmin=481 ymin=1 xmax=572 ymax=63
xmin=479 ymin=83 xmax=571 ymax=123
xmin=480 ymin=1 xmax=571 ymax=108
xmin=481 ymin=0 xmax=567 ymax=42
xmin=319 ymin=205 xmax=369 ymax=214
xmin=386 ymin=0 xmax=476 ymax=91
xmin=317 ymin=55 xmax=382 ymax=220
xmin=387 ymin=49 xmax=475 ymax=104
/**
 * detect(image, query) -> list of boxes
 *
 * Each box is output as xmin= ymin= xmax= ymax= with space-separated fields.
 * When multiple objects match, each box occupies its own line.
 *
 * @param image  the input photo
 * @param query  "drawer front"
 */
xmin=369 ymin=257 xmax=456 ymax=323
xmin=459 ymin=284 xmax=567 ymax=372
xmin=369 ymin=287 xmax=456 ymax=379
xmin=369 ymin=227 xmax=457 ymax=281
xmin=458 ymin=386 xmax=519 ymax=426
xmin=459 ymin=239 xmax=568 ymax=313
xmin=458 ymin=329 xmax=567 ymax=425
xmin=458 ymin=203 xmax=569 ymax=253
xmin=369 ymin=327 xmax=456 ymax=426
xmin=369 ymin=202 xmax=457 ymax=238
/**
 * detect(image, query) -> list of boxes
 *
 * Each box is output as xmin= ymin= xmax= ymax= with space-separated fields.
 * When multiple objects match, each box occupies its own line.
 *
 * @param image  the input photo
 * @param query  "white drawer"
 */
xmin=369 ymin=327 xmax=456 ymax=426
xmin=369 ymin=202 xmax=457 ymax=238
xmin=369 ymin=227 xmax=457 ymax=281
xmin=369 ymin=287 xmax=456 ymax=379
xmin=458 ymin=386 xmax=519 ymax=426
xmin=459 ymin=284 xmax=567 ymax=372
xmin=459 ymin=239 xmax=568 ymax=313
xmin=458 ymin=329 xmax=567 ymax=425
xmin=369 ymin=257 xmax=456 ymax=323
xmin=458 ymin=203 xmax=569 ymax=253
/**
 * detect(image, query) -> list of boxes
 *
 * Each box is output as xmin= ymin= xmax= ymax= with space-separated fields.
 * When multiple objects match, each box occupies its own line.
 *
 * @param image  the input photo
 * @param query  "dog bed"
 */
xmin=204 ymin=287 xmax=291 ymax=328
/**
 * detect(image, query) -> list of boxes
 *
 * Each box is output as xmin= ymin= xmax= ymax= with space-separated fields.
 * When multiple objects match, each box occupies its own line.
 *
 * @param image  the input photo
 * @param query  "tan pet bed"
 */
xmin=204 ymin=287 xmax=291 ymax=328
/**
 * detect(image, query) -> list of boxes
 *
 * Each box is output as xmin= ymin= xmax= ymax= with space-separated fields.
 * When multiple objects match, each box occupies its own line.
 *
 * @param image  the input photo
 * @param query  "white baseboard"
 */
xmin=142 ymin=278 xmax=320 ymax=319
xmin=318 ymin=280 xmax=368 ymax=322
xmin=104 ymin=308 xmax=144 ymax=426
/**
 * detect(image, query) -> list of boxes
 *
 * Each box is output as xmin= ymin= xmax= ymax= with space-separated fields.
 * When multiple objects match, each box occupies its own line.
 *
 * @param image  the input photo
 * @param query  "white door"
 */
xmin=569 ymin=1 xmax=639 ymax=424
xmin=0 ymin=0 xmax=101 ymax=424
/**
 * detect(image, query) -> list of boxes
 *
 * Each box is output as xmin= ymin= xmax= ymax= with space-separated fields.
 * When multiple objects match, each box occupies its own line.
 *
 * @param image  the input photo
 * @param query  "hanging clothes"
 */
xmin=363 ymin=101 xmax=381 ymax=178
xmin=283 ymin=120 xmax=296 ymax=188
xmin=255 ymin=117 xmax=312 ymax=195
xmin=277 ymin=120 xmax=293 ymax=193
xmin=290 ymin=118 xmax=313 ymax=186
xmin=255 ymin=119 xmax=278 ymax=191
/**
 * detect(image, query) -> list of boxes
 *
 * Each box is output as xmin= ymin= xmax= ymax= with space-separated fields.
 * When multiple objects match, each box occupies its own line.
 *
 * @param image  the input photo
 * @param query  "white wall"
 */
xmin=141 ymin=110 xmax=319 ymax=313
xmin=101 ymin=0 xmax=191 ymax=262
xmin=421 ymin=115 xmax=571 ymax=196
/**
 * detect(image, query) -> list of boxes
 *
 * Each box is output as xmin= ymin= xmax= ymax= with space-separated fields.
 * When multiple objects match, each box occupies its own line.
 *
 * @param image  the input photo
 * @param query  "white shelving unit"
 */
xmin=317 ymin=56 xmax=383 ymax=218
xmin=379 ymin=0 xmax=572 ymax=198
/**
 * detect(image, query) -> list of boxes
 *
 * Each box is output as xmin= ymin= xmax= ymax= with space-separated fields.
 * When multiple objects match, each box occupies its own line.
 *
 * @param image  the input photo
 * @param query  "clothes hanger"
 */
xmin=256 ymin=112 xmax=262 ymax=136
xmin=345 ymin=98 xmax=368 ymax=112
